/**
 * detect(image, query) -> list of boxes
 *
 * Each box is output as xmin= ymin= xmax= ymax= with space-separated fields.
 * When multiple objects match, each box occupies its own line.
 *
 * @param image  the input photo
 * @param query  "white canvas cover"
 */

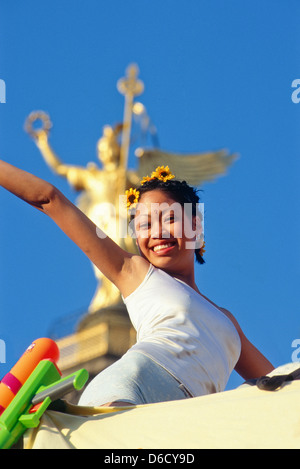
xmin=24 ymin=363 xmax=300 ymax=449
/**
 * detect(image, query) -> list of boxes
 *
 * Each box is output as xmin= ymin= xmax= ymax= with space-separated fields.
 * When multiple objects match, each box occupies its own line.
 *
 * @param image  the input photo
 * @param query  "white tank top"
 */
xmin=123 ymin=264 xmax=241 ymax=397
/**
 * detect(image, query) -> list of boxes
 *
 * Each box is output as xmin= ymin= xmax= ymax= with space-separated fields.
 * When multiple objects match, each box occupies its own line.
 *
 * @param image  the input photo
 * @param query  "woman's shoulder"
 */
xmin=219 ymin=307 xmax=243 ymax=336
xmin=197 ymin=290 xmax=243 ymax=336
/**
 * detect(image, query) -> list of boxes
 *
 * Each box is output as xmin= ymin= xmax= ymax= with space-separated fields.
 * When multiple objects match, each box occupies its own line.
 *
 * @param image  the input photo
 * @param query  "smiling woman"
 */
xmin=0 ymin=160 xmax=274 ymax=408
xmin=131 ymin=189 xmax=201 ymax=287
xmin=131 ymin=177 xmax=205 ymax=271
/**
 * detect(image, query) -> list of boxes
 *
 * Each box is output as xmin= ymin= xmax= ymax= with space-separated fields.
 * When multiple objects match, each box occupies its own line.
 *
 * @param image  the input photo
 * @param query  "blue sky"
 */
xmin=0 ymin=1 xmax=299 ymax=390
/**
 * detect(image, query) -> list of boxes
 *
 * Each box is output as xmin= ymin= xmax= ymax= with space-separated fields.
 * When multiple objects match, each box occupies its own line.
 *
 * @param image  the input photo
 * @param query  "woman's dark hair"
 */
xmin=132 ymin=178 xmax=205 ymax=265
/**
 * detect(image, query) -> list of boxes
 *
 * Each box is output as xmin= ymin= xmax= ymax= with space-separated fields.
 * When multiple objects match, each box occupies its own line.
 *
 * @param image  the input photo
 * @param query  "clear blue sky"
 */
xmin=0 ymin=1 xmax=299 ymax=390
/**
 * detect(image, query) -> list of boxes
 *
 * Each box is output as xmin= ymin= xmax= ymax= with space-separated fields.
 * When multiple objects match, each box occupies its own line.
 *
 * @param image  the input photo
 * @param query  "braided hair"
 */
xmin=132 ymin=178 xmax=205 ymax=265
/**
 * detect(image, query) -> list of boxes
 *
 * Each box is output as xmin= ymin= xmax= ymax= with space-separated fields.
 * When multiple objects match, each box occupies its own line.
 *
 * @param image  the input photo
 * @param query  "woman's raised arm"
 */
xmin=0 ymin=160 xmax=147 ymax=293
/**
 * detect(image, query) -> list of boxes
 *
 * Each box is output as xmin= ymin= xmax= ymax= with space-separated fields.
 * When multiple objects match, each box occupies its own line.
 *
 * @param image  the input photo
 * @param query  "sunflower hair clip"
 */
xmin=140 ymin=165 xmax=175 ymax=185
xmin=199 ymin=241 xmax=205 ymax=257
xmin=125 ymin=187 xmax=140 ymax=210
xmin=125 ymin=165 xmax=175 ymax=210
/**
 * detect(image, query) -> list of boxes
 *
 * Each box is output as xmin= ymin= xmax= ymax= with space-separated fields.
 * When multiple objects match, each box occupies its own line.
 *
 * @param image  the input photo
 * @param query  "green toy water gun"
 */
xmin=0 ymin=338 xmax=89 ymax=449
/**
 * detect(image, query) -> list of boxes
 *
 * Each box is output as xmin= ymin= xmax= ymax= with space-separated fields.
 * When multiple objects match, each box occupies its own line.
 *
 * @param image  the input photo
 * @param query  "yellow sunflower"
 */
xmin=151 ymin=165 xmax=175 ymax=182
xmin=140 ymin=175 xmax=155 ymax=185
xmin=125 ymin=188 xmax=140 ymax=208
xmin=199 ymin=241 xmax=206 ymax=257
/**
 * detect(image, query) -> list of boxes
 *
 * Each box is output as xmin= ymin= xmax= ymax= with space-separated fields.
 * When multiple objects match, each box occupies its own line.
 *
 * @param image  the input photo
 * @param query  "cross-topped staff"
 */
xmin=117 ymin=63 xmax=144 ymax=194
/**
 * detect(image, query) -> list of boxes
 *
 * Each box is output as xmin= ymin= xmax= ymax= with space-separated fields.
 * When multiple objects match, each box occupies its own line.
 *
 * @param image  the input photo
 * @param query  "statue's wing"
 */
xmin=136 ymin=148 xmax=238 ymax=187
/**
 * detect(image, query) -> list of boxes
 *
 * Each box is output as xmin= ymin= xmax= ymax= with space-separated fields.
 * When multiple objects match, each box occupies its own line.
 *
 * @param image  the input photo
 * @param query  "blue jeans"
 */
xmin=78 ymin=351 xmax=191 ymax=406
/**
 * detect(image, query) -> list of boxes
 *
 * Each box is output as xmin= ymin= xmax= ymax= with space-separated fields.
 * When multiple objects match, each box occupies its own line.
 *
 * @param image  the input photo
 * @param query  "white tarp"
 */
xmin=24 ymin=363 xmax=300 ymax=449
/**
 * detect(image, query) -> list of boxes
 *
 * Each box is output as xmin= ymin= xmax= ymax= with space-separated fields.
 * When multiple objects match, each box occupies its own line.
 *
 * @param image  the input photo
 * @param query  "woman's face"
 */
xmin=133 ymin=189 xmax=202 ymax=276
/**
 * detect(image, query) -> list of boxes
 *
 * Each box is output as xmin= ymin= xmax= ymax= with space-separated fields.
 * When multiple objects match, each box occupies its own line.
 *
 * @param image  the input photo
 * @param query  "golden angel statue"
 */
xmin=24 ymin=64 xmax=237 ymax=314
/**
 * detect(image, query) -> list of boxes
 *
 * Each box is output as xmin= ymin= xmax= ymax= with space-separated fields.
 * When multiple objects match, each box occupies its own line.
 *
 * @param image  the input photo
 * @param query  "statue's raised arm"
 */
xmin=25 ymin=111 xmax=68 ymax=176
